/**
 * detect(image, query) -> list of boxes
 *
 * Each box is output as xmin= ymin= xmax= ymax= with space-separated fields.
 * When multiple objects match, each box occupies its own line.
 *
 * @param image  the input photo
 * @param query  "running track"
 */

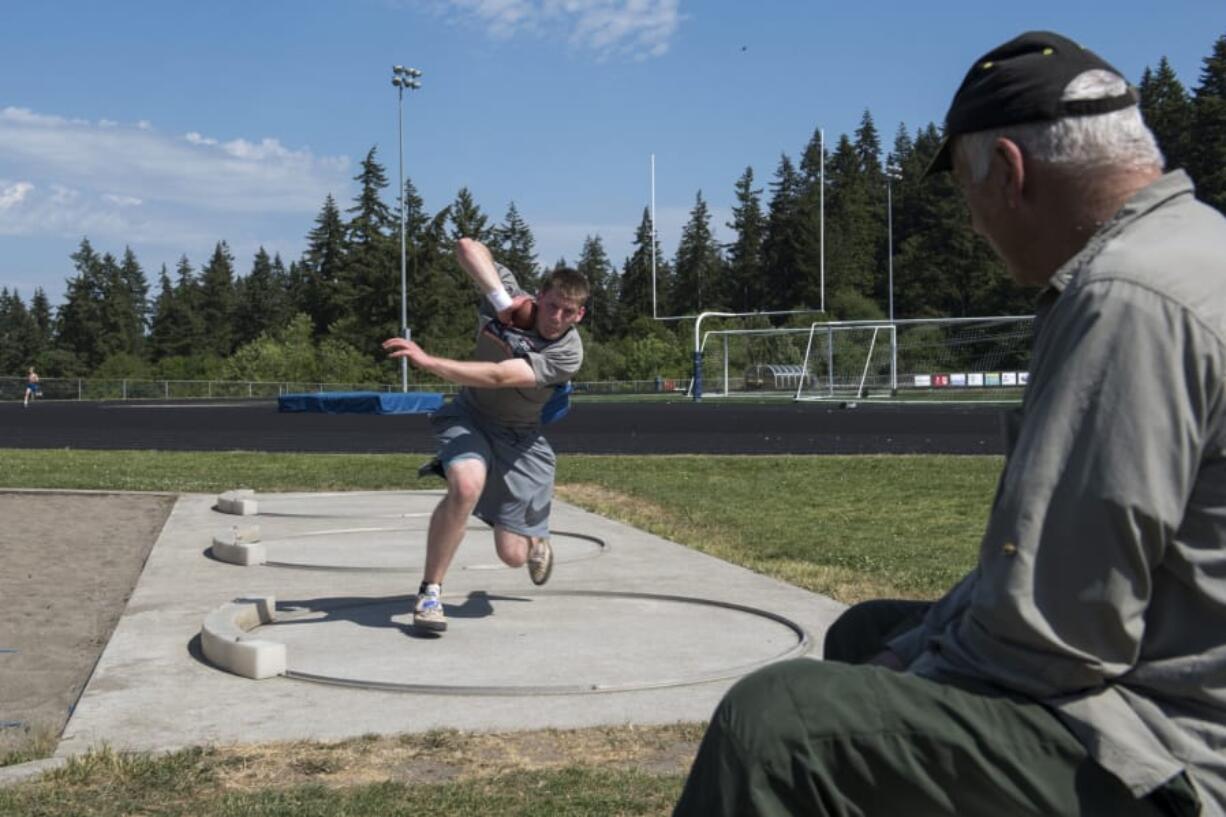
xmin=0 ymin=399 xmax=1009 ymax=455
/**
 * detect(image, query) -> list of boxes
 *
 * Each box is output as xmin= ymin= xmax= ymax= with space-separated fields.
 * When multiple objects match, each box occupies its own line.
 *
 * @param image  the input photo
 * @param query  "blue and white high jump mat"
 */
xmin=277 ymin=391 xmax=445 ymax=415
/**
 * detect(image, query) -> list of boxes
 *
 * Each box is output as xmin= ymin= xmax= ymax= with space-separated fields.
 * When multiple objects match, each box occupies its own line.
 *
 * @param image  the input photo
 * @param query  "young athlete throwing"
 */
xmin=383 ymin=237 xmax=588 ymax=633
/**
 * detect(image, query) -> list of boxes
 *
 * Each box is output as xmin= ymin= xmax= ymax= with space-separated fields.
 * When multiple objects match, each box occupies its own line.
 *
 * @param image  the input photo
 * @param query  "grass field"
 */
xmin=0 ymin=448 xmax=1003 ymax=815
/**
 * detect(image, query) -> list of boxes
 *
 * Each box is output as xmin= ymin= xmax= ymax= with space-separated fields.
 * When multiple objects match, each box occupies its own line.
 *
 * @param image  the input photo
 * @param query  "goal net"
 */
xmin=795 ymin=323 xmax=897 ymax=401
xmin=689 ymin=316 xmax=1033 ymax=399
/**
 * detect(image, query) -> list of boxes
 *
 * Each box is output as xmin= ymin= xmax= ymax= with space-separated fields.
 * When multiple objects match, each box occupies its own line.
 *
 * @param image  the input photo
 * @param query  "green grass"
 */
xmin=0 ymin=448 xmax=1000 ymax=599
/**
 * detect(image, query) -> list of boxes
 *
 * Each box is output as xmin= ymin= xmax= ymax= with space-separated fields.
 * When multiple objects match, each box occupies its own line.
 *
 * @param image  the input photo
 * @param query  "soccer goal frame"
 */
xmin=794 ymin=322 xmax=898 ymax=401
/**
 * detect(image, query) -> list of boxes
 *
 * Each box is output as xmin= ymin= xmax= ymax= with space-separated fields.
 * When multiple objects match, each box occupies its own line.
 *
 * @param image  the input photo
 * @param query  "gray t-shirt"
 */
xmin=455 ymin=263 xmax=584 ymax=429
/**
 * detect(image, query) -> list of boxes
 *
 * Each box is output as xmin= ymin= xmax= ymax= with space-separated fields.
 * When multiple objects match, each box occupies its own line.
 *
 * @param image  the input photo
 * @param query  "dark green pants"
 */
xmin=673 ymin=600 xmax=1198 ymax=817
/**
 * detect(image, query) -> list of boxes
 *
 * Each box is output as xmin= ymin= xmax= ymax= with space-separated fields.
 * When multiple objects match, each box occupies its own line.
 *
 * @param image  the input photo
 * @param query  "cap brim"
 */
xmin=924 ymin=137 xmax=954 ymax=178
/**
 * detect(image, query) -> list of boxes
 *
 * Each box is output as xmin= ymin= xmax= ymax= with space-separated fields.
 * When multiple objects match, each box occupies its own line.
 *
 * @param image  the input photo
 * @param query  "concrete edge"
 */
xmin=215 ymin=489 xmax=258 ymax=516
xmin=211 ymin=525 xmax=265 ymax=566
xmin=0 ymin=756 xmax=69 ymax=788
xmin=200 ymin=596 xmax=286 ymax=680
xmin=0 ymin=488 xmax=179 ymax=497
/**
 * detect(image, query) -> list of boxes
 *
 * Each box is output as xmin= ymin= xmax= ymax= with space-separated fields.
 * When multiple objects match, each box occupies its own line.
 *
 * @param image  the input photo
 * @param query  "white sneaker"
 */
xmin=413 ymin=593 xmax=447 ymax=632
xmin=527 ymin=538 xmax=553 ymax=586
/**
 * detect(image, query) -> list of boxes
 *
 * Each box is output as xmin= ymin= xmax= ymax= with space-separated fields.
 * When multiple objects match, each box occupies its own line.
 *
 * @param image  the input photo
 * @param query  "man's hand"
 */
xmin=382 ymin=337 xmax=432 ymax=369
xmin=498 ymin=294 xmax=537 ymax=329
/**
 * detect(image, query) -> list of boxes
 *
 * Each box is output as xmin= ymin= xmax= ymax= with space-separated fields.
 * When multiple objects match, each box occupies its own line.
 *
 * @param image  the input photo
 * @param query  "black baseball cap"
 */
xmin=925 ymin=31 xmax=1139 ymax=176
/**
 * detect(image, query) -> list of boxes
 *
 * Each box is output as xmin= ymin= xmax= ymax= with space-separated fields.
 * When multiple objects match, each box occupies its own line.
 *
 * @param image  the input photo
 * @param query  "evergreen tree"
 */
xmin=854 ymin=110 xmax=883 ymax=179
xmin=892 ymin=124 xmax=1027 ymax=317
xmin=399 ymin=179 xmax=459 ymax=346
xmin=670 ymin=191 xmax=726 ymax=314
xmin=726 ymin=166 xmax=767 ymax=313
xmin=94 ymin=251 xmax=142 ymax=362
xmin=824 ymin=132 xmax=880 ymax=306
xmin=492 ymin=201 xmax=540 ymax=292
xmin=411 ymin=187 xmax=496 ymax=354
xmin=409 ymin=206 xmax=471 ymax=352
xmin=286 ymin=259 xmax=307 ymax=315
xmin=1139 ymin=57 xmax=1194 ymax=172
xmin=1190 ymin=35 xmax=1226 ymax=214
xmin=55 ymin=238 xmax=108 ymax=369
xmin=335 ymin=148 xmax=399 ymax=356
xmin=575 ymin=235 xmax=616 ymax=339
xmin=793 ymin=128 xmax=833 ymax=311
xmin=172 ymin=255 xmax=205 ymax=355
xmin=118 ymin=246 xmax=150 ymax=337
xmin=619 ymin=207 xmax=668 ymax=321
xmin=300 ymin=194 xmax=347 ymax=337
xmin=761 ymin=154 xmax=806 ymax=309
xmin=449 ymin=187 xmax=493 ymax=243
xmin=234 ymin=247 xmax=292 ymax=347
xmin=347 ymin=147 xmax=395 ymax=244
xmin=0 ymin=289 xmax=39 ymax=375
xmin=100 ymin=246 xmax=148 ymax=360
xmin=29 ymin=287 xmax=52 ymax=357
xmin=148 ymin=265 xmax=179 ymax=360
xmin=198 ymin=241 xmax=238 ymax=356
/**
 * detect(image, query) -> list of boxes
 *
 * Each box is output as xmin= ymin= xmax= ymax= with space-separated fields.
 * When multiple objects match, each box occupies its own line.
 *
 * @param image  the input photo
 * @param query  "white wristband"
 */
xmin=487 ymin=288 xmax=513 ymax=313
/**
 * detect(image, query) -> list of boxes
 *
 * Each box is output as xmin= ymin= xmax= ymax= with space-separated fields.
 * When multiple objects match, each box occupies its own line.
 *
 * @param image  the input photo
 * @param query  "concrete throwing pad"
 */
xmin=270 ymin=590 xmax=808 ymax=694
xmin=57 ymin=490 xmax=848 ymax=757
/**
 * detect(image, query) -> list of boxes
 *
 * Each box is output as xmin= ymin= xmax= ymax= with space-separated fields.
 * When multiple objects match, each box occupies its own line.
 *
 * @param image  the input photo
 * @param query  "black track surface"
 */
xmin=0 ymin=399 xmax=1009 ymax=455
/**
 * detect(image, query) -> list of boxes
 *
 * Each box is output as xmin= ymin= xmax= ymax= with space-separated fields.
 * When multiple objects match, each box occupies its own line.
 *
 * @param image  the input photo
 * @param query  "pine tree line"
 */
xmin=5 ymin=34 xmax=1224 ymax=384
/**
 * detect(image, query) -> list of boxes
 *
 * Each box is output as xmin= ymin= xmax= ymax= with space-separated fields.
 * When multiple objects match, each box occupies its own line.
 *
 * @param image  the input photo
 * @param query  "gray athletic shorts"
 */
xmin=430 ymin=401 xmax=555 ymax=538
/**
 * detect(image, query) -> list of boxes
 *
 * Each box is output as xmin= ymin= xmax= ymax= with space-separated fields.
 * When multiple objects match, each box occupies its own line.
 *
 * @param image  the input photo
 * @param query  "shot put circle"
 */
xmin=258 ymin=526 xmax=606 ymax=572
xmin=262 ymin=590 xmax=812 ymax=695
xmin=244 ymin=491 xmax=444 ymax=520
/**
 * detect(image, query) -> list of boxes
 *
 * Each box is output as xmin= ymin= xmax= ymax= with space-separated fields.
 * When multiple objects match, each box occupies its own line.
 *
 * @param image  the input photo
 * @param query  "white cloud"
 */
xmin=0 ymin=107 xmax=350 ymax=214
xmin=0 ymin=181 xmax=34 ymax=210
xmin=424 ymin=0 xmax=682 ymax=59
xmin=550 ymin=0 xmax=681 ymax=59
xmin=103 ymin=193 xmax=143 ymax=207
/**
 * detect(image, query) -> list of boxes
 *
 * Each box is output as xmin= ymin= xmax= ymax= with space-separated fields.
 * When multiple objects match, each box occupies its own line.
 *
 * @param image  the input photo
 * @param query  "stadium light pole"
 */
xmin=819 ymin=128 xmax=825 ymax=313
xmin=885 ymin=161 xmax=902 ymax=323
xmin=392 ymin=64 xmax=423 ymax=393
xmin=886 ymin=161 xmax=902 ymax=394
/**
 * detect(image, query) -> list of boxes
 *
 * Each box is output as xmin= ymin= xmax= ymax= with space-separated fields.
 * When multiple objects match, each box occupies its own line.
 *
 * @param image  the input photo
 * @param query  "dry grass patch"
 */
xmin=0 ymin=722 xmax=59 ymax=768
xmin=200 ymin=723 xmax=703 ymax=792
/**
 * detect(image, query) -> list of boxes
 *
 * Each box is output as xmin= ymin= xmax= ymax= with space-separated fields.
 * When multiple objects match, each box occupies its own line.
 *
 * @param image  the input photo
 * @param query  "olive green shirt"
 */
xmin=890 ymin=171 xmax=1226 ymax=814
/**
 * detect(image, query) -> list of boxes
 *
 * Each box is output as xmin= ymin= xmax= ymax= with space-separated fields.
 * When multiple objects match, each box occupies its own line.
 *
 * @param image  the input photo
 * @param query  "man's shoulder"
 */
xmin=1081 ymin=194 xmax=1226 ymax=341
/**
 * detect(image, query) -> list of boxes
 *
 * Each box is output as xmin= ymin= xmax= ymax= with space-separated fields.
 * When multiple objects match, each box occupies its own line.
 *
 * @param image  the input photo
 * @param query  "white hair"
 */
xmin=957 ymin=69 xmax=1165 ymax=182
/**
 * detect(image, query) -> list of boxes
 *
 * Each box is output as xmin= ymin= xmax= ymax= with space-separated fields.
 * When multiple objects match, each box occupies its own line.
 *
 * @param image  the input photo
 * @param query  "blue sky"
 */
xmin=1 ymin=0 xmax=1221 ymax=307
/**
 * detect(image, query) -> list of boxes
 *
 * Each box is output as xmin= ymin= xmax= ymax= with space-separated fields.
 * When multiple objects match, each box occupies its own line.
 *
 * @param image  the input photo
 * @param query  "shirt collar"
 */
xmin=1041 ymin=169 xmax=1195 ymax=296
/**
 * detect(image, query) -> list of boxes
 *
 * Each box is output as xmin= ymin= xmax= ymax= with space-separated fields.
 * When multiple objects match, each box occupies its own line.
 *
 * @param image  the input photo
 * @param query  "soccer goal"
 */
xmin=795 ymin=322 xmax=897 ymax=401
xmin=688 ymin=325 xmax=815 ymax=397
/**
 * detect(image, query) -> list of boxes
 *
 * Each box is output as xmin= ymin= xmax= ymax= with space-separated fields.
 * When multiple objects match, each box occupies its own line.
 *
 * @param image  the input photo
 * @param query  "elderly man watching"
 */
xmin=674 ymin=31 xmax=1226 ymax=817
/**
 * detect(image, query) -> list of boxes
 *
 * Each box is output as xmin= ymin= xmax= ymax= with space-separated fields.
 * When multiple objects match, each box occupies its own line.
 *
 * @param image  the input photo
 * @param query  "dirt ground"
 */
xmin=0 ymin=491 xmax=176 ymax=760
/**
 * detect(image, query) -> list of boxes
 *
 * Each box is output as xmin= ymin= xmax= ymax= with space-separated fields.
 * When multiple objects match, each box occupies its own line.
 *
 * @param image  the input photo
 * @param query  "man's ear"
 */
xmin=575 ymin=305 xmax=586 ymax=323
xmin=993 ymin=137 xmax=1026 ymax=209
